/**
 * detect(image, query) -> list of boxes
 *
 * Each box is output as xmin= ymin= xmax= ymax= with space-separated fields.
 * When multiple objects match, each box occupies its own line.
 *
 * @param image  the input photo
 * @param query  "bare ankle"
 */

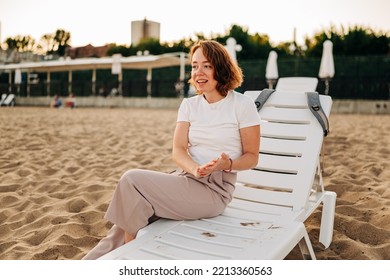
xmin=124 ymin=232 xmax=135 ymax=243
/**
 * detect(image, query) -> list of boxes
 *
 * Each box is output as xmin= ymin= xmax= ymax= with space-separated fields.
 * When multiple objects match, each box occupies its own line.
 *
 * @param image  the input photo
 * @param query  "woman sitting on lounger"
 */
xmin=82 ymin=40 xmax=260 ymax=260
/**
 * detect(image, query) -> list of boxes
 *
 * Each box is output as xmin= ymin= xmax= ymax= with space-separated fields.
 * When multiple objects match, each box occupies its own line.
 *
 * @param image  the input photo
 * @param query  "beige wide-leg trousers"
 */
xmin=82 ymin=168 xmax=236 ymax=259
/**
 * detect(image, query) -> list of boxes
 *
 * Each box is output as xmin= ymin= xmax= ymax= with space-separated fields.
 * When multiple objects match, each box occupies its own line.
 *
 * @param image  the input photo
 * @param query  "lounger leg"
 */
xmin=313 ymin=158 xmax=324 ymax=193
xmin=319 ymin=191 xmax=337 ymax=248
xmin=298 ymin=231 xmax=316 ymax=260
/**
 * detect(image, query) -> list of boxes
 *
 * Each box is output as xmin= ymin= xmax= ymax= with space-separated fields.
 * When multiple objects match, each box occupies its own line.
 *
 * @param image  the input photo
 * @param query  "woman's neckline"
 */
xmin=202 ymin=91 xmax=231 ymax=104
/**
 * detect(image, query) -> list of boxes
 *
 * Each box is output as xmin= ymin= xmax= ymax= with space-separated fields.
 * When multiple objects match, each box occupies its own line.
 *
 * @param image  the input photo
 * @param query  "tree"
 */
xmin=107 ymin=44 xmax=135 ymax=57
xmin=2 ymin=24 xmax=389 ymax=59
xmin=304 ymin=25 xmax=389 ymax=57
xmin=136 ymin=38 xmax=164 ymax=55
xmin=53 ymin=29 xmax=71 ymax=56
xmin=37 ymin=33 xmax=56 ymax=55
xmin=343 ymin=26 xmax=389 ymax=55
xmin=4 ymin=35 xmax=36 ymax=52
xmin=4 ymin=37 xmax=18 ymax=50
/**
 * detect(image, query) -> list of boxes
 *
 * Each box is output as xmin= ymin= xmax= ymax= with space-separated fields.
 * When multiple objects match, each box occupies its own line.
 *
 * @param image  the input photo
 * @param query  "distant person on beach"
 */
xmin=109 ymin=88 xmax=118 ymax=97
xmin=65 ymin=93 xmax=76 ymax=108
xmin=82 ymin=40 xmax=260 ymax=260
xmin=98 ymin=86 xmax=107 ymax=97
xmin=50 ymin=94 xmax=62 ymax=108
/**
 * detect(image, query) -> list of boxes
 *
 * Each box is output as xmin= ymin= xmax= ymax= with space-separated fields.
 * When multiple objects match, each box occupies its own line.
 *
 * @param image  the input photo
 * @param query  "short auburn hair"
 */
xmin=189 ymin=40 xmax=243 ymax=96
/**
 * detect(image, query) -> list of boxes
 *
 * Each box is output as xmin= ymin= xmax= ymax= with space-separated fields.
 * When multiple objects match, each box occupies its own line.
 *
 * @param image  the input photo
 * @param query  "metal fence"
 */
xmin=1 ymin=55 xmax=389 ymax=100
xmin=240 ymin=55 xmax=390 ymax=100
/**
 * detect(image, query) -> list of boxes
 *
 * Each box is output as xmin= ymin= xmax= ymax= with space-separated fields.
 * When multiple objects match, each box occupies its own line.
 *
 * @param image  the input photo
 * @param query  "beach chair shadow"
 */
xmin=98 ymin=91 xmax=336 ymax=260
xmin=276 ymin=77 xmax=318 ymax=93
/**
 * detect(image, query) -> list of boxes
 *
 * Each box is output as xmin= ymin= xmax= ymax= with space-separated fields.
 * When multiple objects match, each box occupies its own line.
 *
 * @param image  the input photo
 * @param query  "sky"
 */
xmin=0 ymin=0 xmax=389 ymax=48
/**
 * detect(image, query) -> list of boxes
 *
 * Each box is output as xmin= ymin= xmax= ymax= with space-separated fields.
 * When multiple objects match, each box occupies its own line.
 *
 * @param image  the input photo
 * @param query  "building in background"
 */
xmin=131 ymin=18 xmax=160 ymax=45
xmin=66 ymin=44 xmax=109 ymax=59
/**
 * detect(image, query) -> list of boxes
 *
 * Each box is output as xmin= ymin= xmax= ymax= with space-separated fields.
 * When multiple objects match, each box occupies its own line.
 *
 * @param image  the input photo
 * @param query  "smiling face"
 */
xmin=190 ymin=47 xmax=218 ymax=95
xmin=188 ymin=40 xmax=243 ymax=97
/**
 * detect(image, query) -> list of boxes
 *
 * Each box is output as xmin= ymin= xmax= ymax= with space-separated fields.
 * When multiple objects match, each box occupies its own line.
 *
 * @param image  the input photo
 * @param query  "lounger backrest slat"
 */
xmin=237 ymin=91 xmax=332 ymax=212
xmin=275 ymin=77 xmax=318 ymax=92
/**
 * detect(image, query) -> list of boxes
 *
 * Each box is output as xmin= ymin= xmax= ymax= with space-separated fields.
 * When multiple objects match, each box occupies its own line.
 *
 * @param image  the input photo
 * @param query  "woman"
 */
xmin=82 ymin=40 xmax=260 ymax=259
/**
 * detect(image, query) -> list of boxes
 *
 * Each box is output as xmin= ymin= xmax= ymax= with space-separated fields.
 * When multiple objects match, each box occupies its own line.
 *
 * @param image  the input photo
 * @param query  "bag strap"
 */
xmin=306 ymin=91 xmax=330 ymax=136
xmin=254 ymin=88 xmax=275 ymax=111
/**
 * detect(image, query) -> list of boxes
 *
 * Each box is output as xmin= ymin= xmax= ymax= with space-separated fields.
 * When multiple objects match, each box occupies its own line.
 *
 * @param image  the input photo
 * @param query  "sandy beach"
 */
xmin=0 ymin=106 xmax=389 ymax=260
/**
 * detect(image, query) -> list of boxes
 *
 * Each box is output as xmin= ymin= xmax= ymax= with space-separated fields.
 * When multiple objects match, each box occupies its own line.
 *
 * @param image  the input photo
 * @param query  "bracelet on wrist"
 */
xmin=223 ymin=158 xmax=233 ymax=173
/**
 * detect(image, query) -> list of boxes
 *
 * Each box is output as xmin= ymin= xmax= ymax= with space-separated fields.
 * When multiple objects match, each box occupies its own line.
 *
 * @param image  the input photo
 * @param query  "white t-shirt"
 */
xmin=177 ymin=90 xmax=260 ymax=165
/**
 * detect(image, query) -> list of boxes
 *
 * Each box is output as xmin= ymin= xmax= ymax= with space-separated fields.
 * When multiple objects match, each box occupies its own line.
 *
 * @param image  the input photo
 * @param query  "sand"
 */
xmin=0 ymin=106 xmax=389 ymax=260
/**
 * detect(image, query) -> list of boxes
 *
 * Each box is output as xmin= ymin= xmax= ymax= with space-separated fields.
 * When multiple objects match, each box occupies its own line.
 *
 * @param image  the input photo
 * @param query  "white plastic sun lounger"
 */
xmin=98 ymin=91 xmax=335 ymax=260
xmin=274 ymin=78 xmax=325 ymax=186
xmin=239 ymin=90 xmax=335 ymax=248
xmin=275 ymin=77 xmax=318 ymax=93
xmin=0 ymin=93 xmax=7 ymax=106
xmin=1 ymin=93 xmax=16 ymax=106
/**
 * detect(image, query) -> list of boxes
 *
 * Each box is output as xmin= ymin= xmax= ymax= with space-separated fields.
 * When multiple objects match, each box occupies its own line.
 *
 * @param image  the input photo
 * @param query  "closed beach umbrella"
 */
xmin=225 ymin=37 xmax=242 ymax=64
xmin=14 ymin=69 xmax=22 ymax=84
xmin=111 ymin=54 xmax=122 ymax=75
xmin=319 ymin=40 xmax=335 ymax=95
xmin=14 ymin=69 xmax=22 ymax=95
xmin=111 ymin=54 xmax=122 ymax=95
xmin=265 ymin=50 xmax=278 ymax=89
